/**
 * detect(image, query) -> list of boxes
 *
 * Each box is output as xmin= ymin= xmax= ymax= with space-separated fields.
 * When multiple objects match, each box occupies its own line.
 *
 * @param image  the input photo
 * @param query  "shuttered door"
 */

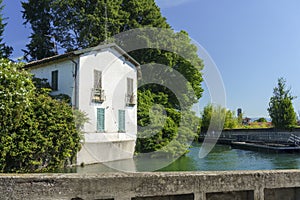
xmin=118 ymin=110 xmax=125 ymax=132
xmin=97 ymin=108 xmax=105 ymax=132
xmin=127 ymin=78 xmax=133 ymax=96
xmin=94 ymin=70 xmax=102 ymax=89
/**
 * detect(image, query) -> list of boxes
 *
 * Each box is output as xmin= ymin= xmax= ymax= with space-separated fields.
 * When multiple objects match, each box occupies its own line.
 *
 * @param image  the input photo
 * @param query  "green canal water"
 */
xmin=73 ymin=143 xmax=300 ymax=173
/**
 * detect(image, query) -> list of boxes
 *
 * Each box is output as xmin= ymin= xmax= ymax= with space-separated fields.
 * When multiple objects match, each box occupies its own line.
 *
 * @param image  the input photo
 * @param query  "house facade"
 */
xmin=25 ymin=44 xmax=140 ymax=165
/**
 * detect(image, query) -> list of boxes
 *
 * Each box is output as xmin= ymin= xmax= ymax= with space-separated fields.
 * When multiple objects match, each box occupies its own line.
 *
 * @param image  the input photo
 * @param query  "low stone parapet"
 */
xmin=0 ymin=170 xmax=300 ymax=200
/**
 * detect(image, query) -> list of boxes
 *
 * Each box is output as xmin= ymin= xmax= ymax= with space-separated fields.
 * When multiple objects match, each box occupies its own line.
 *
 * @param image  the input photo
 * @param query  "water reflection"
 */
xmin=256 ymin=151 xmax=300 ymax=170
xmin=159 ymin=156 xmax=197 ymax=172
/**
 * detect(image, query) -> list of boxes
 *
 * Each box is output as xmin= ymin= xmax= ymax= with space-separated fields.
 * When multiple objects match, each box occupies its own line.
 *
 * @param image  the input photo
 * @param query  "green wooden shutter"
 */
xmin=118 ymin=110 xmax=125 ymax=132
xmin=97 ymin=108 xmax=105 ymax=132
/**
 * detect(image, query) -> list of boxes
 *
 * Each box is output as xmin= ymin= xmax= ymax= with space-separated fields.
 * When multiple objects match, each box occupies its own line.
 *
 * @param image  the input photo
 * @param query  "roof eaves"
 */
xmin=24 ymin=52 xmax=77 ymax=69
xmin=74 ymin=43 xmax=140 ymax=67
xmin=24 ymin=43 xmax=141 ymax=74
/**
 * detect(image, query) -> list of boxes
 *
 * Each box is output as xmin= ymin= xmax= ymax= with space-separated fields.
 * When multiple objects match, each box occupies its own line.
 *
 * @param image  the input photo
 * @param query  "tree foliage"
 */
xmin=254 ymin=117 xmax=267 ymax=123
xmin=136 ymin=90 xmax=198 ymax=157
xmin=22 ymin=0 xmax=169 ymax=59
xmin=224 ymin=109 xmax=238 ymax=129
xmin=268 ymin=77 xmax=297 ymax=129
xmin=0 ymin=59 xmax=82 ymax=172
xmin=200 ymin=104 xmax=238 ymax=133
xmin=0 ymin=0 xmax=12 ymax=58
xmin=22 ymin=0 xmax=56 ymax=61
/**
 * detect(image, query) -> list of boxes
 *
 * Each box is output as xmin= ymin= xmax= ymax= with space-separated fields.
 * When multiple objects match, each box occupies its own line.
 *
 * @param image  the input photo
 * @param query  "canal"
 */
xmin=72 ymin=143 xmax=300 ymax=173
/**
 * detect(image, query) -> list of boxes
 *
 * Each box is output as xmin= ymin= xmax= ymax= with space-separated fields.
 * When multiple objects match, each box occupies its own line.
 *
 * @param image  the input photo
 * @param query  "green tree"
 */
xmin=268 ymin=77 xmax=297 ymax=129
xmin=22 ymin=0 xmax=56 ymax=61
xmin=224 ymin=110 xmax=238 ymax=129
xmin=122 ymin=0 xmax=170 ymax=29
xmin=0 ymin=59 xmax=82 ymax=172
xmin=0 ymin=0 xmax=12 ymax=58
xmin=201 ymin=104 xmax=238 ymax=132
xmin=254 ymin=117 xmax=267 ymax=123
xmin=51 ymin=0 xmax=129 ymax=51
xmin=136 ymin=90 xmax=198 ymax=157
xmin=201 ymin=104 xmax=213 ymax=133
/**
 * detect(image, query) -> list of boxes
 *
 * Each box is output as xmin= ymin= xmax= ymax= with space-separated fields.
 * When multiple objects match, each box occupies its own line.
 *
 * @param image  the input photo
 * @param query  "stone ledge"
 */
xmin=0 ymin=170 xmax=299 ymax=200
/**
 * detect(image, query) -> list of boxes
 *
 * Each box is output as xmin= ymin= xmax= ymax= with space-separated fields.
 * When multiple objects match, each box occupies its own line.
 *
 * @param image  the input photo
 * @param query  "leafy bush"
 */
xmin=0 ymin=59 xmax=82 ymax=172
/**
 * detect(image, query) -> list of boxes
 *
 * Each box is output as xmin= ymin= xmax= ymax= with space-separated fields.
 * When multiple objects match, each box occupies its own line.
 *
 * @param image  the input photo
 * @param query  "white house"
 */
xmin=25 ymin=43 xmax=140 ymax=165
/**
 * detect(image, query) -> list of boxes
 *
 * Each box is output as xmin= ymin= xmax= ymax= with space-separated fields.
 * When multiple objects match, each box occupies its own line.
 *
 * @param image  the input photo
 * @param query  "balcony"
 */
xmin=126 ymin=93 xmax=136 ymax=106
xmin=92 ymin=88 xmax=105 ymax=103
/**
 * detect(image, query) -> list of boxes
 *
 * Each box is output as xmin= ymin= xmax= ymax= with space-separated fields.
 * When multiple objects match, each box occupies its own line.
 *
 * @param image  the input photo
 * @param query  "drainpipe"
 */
xmin=70 ymin=58 xmax=78 ymax=109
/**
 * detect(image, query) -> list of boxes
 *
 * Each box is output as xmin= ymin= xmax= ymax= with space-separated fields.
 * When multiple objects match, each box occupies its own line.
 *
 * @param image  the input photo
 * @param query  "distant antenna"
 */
xmin=104 ymin=0 xmax=108 ymax=44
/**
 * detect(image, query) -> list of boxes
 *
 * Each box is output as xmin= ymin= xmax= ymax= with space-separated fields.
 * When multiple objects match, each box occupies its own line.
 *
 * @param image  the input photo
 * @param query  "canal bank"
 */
xmin=201 ymin=128 xmax=300 ymax=144
xmin=198 ymin=128 xmax=300 ymax=153
xmin=231 ymin=141 xmax=300 ymax=153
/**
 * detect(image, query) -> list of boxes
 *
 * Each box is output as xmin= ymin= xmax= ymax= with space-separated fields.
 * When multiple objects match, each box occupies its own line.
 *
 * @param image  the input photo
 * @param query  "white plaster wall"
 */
xmin=78 ymin=48 xmax=137 ymax=139
xmin=29 ymin=60 xmax=77 ymax=106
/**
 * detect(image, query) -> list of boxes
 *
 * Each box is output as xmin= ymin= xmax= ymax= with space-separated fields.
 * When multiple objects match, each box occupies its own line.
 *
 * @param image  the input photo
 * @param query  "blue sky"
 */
xmin=3 ymin=0 xmax=300 ymax=118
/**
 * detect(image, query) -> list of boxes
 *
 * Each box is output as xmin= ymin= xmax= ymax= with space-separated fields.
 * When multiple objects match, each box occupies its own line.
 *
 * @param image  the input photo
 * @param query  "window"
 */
xmin=127 ymin=78 xmax=133 ymax=96
xmin=93 ymin=70 xmax=105 ymax=103
xmin=51 ymin=70 xmax=58 ymax=91
xmin=97 ymin=108 xmax=105 ymax=132
xmin=94 ymin=70 xmax=102 ymax=89
xmin=127 ymin=78 xmax=135 ymax=106
xmin=118 ymin=110 xmax=125 ymax=132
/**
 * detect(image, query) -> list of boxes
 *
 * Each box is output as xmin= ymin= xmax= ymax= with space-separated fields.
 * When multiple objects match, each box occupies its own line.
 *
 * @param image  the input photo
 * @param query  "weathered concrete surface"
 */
xmin=206 ymin=191 xmax=253 ymax=200
xmin=264 ymin=187 xmax=300 ymax=200
xmin=0 ymin=170 xmax=300 ymax=200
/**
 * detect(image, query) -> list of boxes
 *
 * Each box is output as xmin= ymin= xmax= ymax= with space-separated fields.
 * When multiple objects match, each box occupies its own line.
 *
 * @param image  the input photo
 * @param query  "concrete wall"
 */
xmin=1 ymin=170 xmax=300 ymax=200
